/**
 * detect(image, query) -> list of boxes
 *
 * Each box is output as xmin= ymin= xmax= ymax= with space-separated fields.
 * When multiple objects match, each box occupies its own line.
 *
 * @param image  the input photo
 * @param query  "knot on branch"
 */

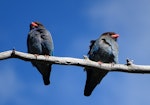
xmin=83 ymin=55 xmax=89 ymax=60
xmin=126 ymin=58 xmax=134 ymax=66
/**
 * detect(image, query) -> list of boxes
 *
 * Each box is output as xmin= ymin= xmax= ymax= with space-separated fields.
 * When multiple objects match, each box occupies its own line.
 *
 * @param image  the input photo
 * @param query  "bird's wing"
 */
xmin=88 ymin=40 xmax=99 ymax=56
xmin=41 ymin=30 xmax=54 ymax=56
xmin=88 ymin=40 xmax=96 ymax=55
xmin=27 ymin=29 xmax=43 ymax=54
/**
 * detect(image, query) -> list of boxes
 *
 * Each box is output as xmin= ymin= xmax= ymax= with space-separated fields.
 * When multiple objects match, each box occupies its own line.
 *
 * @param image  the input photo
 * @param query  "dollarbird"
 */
xmin=27 ymin=21 xmax=54 ymax=85
xmin=84 ymin=32 xmax=119 ymax=96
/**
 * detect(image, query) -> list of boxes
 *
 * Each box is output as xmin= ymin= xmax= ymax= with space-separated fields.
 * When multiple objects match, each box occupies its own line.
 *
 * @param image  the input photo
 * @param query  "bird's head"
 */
xmin=30 ymin=21 xmax=44 ymax=30
xmin=102 ymin=32 xmax=119 ymax=41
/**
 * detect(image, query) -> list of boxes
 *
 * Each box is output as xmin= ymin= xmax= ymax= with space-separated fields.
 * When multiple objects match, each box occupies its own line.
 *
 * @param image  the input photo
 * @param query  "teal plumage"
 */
xmin=84 ymin=32 xmax=119 ymax=96
xmin=27 ymin=22 xmax=54 ymax=85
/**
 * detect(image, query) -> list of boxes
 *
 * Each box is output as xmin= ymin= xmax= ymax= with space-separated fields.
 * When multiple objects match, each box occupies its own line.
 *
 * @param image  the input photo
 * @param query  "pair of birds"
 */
xmin=27 ymin=21 xmax=119 ymax=96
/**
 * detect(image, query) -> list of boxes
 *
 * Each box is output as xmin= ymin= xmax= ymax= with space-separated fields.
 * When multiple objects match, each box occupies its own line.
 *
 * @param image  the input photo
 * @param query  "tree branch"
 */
xmin=0 ymin=50 xmax=150 ymax=74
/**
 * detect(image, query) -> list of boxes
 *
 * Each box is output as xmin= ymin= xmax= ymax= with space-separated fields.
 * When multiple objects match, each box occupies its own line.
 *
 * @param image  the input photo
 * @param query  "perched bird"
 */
xmin=84 ymin=32 xmax=119 ymax=96
xmin=27 ymin=21 xmax=54 ymax=85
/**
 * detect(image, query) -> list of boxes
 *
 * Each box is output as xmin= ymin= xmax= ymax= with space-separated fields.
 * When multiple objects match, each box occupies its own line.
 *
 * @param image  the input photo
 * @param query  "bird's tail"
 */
xmin=42 ymin=64 xmax=52 ymax=85
xmin=84 ymin=69 xmax=108 ymax=96
xmin=31 ymin=61 xmax=52 ymax=85
xmin=43 ymin=75 xmax=50 ymax=85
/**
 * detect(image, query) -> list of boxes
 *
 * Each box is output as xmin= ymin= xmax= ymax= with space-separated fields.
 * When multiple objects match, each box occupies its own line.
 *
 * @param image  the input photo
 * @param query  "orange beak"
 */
xmin=111 ymin=34 xmax=119 ymax=38
xmin=31 ymin=22 xmax=38 ymax=27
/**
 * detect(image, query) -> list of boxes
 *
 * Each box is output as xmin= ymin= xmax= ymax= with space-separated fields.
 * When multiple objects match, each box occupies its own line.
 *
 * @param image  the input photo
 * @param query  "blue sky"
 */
xmin=1 ymin=0 xmax=150 ymax=105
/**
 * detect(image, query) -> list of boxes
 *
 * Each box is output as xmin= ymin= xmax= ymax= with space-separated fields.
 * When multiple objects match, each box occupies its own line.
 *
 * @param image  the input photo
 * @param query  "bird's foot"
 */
xmin=98 ymin=61 xmax=103 ymax=65
xmin=44 ymin=55 xmax=50 ymax=59
xmin=110 ymin=62 xmax=115 ymax=67
xmin=111 ymin=62 xmax=115 ymax=65
xmin=34 ymin=54 xmax=39 ymax=59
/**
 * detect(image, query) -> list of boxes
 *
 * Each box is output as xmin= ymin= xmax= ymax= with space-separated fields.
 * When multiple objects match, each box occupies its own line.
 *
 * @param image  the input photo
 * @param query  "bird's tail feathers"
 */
xmin=42 ymin=64 xmax=51 ymax=85
xmin=84 ymin=69 xmax=108 ymax=96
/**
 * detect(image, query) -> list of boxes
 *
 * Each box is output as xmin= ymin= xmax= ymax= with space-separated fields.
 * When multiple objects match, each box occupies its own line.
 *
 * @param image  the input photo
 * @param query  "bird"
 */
xmin=27 ymin=21 xmax=54 ymax=85
xmin=84 ymin=32 xmax=119 ymax=96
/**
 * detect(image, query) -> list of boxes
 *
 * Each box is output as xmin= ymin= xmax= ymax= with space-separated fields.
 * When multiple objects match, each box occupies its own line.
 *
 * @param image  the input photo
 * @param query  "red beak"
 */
xmin=31 ymin=22 xmax=38 ymax=27
xmin=111 ymin=34 xmax=119 ymax=38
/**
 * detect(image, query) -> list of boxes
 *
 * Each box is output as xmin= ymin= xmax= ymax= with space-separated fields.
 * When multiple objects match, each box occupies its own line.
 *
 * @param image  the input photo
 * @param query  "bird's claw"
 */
xmin=110 ymin=62 xmax=115 ymax=67
xmin=44 ymin=55 xmax=50 ymax=59
xmin=34 ymin=54 xmax=39 ymax=59
xmin=98 ymin=61 xmax=102 ymax=65
xmin=44 ymin=55 xmax=50 ymax=64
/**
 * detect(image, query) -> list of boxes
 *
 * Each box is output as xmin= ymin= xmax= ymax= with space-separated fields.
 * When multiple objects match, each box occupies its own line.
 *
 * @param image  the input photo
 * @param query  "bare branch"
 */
xmin=0 ymin=50 xmax=150 ymax=74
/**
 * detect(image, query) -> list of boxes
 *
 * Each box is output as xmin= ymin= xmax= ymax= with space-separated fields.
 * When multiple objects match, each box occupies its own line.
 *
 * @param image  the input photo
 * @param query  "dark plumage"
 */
xmin=84 ymin=32 xmax=119 ymax=96
xmin=27 ymin=22 xmax=54 ymax=85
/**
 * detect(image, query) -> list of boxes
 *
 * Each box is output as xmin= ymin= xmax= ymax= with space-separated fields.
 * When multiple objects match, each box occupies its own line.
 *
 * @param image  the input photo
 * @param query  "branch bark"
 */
xmin=0 ymin=50 xmax=150 ymax=74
